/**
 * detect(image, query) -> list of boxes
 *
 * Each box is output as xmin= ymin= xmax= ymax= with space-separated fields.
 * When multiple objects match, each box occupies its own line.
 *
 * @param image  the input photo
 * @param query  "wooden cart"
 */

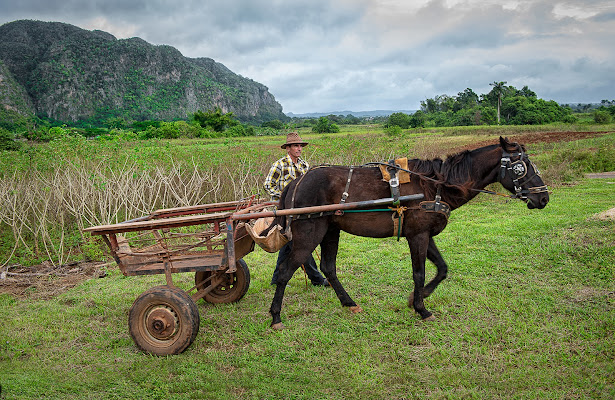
xmin=84 ymin=198 xmax=273 ymax=355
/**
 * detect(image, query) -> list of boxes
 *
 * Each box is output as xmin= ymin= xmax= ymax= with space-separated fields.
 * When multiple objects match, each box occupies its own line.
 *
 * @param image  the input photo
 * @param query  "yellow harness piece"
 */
xmin=379 ymin=157 xmax=412 ymax=184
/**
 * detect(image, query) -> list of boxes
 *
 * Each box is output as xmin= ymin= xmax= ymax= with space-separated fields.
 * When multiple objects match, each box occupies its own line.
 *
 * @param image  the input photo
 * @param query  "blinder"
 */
xmin=499 ymin=148 xmax=547 ymax=200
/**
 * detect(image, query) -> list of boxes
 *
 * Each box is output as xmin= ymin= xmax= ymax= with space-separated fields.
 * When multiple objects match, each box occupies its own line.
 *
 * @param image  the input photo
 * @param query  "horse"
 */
xmin=268 ymin=137 xmax=549 ymax=329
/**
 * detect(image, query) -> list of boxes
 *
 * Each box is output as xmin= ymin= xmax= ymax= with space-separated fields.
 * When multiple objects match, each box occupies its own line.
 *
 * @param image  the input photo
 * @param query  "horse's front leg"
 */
xmin=319 ymin=226 xmax=361 ymax=312
xmin=407 ymin=232 xmax=436 ymax=320
xmin=408 ymin=237 xmax=448 ymax=305
xmin=269 ymin=256 xmax=300 ymax=330
xmin=269 ymin=220 xmax=325 ymax=329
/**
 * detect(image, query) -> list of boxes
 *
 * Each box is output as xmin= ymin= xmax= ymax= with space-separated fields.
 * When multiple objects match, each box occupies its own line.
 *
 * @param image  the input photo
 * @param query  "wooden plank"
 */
xmin=120 ymin=254 xmax=225 ymax=276
xmin=151 ymin=200 xmax=252 ymax=217
xmin=84 ymin=212 xmax=232 ymax=234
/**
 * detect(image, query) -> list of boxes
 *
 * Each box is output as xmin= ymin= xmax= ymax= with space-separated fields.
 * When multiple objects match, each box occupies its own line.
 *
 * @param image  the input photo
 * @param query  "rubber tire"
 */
xmin=194 ymin=259 xmax=250 ymax=304
xmin=128 ymin=285 xmax=199 ymax=356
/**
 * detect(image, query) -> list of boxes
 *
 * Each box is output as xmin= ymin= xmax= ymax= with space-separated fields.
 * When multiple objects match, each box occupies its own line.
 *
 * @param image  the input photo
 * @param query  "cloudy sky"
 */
xmin=1 ymin=0 xmax=614 ymax=114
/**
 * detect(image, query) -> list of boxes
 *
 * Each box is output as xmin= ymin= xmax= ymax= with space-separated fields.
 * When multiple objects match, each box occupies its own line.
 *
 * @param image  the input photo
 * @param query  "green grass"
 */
xmin=1 ymin=178 xmax=613 ymax=399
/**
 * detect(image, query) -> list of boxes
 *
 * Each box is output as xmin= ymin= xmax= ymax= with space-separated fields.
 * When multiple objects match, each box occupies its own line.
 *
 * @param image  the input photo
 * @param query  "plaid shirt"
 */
xmin=264 ymin=155 xmax=309 ymax=201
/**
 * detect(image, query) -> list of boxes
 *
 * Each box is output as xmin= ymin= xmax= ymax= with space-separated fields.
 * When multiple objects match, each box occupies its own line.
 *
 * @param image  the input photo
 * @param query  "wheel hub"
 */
xmin=145 ymin=306 xmax=179 ymax=340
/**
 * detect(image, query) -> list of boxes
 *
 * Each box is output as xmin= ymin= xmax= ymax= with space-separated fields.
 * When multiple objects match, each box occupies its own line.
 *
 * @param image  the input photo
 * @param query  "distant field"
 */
xmin=0 ymin=124 xmax=613 ymax=268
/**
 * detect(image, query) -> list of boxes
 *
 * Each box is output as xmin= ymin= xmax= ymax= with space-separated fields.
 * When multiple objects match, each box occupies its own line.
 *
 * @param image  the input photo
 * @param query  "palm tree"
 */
xmin=490 ymin=81 xmax=507 ymax=124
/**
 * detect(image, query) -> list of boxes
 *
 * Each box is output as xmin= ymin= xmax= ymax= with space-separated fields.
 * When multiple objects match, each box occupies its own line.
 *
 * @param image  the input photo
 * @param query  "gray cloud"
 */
xmin=1 ymin=0 xmax=613 ymax=113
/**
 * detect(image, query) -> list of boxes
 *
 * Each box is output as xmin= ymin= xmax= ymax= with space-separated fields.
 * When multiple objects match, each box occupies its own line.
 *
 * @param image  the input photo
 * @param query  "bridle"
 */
xmin=498 ymin=148 xmax=549 ymax=201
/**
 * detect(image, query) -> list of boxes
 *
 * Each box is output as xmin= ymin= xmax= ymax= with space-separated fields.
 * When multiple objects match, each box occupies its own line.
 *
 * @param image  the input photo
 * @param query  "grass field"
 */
xmin=2 ymin=166 xmax=614 ymax=398
xmin=1 ymin=126 xmax=614 ymax=399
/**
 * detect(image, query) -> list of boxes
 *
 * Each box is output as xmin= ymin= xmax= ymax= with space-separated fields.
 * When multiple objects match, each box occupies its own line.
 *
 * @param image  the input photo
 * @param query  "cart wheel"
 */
xmin=128 ymin=285 xmax=199 ymax=356
xmin=194 ymin=259 xmax=250 ymax=304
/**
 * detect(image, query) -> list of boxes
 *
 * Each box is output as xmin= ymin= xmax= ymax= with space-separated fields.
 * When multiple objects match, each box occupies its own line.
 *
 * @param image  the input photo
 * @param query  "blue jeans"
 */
xmin=271 ymin=241 xmax=326 ymax=285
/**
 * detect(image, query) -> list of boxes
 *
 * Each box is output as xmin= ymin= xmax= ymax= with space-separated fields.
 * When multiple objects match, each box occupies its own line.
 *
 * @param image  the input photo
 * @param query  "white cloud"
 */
xmin=1 ymin=0 xmax=614 ymax=112
xmin=82 ymin=17 xmax=138 ymax=38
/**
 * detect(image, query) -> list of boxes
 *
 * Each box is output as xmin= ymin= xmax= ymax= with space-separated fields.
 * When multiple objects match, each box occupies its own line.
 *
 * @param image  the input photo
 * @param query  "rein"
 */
xmin=281 ymin=147 xmax=547 ymax=237
xmin=364 ymin=151 xmax=549 ymax=201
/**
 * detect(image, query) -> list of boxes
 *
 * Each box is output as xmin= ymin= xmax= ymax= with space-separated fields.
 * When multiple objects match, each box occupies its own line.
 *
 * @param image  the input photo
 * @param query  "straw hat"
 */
xmin=281 ymin=132 xmax=308 ymax=149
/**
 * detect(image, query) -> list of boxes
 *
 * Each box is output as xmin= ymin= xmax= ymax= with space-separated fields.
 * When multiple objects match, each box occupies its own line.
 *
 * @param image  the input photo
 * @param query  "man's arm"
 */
xmin=264 ymin=161 xmax=283 ymax=200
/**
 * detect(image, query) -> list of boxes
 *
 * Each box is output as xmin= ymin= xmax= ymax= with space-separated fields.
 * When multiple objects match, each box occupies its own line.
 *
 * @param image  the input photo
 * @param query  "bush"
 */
xmin=312 ymin=117 xmax=340 ymax=133
xmin=594 ymin=110 xmax=612 ymax=124
xmin=262 ymin=120 xmax=284 ymax=129
xmin=0 ymin=127 xmax=21 ymax=151
xmin=387 ymin=112 xmax=411 ymax=128
xmin=409 ymin=111 xmax=426 ymax=128
xmin=384 ymin=125 xmax=403 ymax=136
xmin=226 ymin=124 xmax=254 ymax=137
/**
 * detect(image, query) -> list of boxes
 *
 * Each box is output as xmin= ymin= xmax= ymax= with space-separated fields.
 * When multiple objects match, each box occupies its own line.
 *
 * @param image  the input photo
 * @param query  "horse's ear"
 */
xmin=499 ymin=136 xmax=517 ymax=151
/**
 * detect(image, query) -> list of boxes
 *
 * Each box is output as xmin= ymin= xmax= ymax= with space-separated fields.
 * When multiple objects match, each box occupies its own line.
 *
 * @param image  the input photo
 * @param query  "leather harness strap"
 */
xmin=340 ymin=167 xmax=354 ymax=204
xmin=386 ymin=161 xmax=401 ymax=205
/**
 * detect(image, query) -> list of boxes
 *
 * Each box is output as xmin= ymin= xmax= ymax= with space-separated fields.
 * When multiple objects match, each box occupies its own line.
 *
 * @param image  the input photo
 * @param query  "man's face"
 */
xmin=287 ymin=144 xmax=303 ymax=160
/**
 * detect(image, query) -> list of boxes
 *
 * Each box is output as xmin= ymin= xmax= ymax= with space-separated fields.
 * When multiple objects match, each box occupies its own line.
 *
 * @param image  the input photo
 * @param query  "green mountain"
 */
xmin=0 ymin=20 xmax=286 ymax=125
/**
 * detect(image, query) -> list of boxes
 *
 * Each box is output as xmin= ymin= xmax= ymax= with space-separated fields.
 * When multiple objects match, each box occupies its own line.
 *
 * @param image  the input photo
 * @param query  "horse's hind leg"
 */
xmin=408 ymin=237 xmax=448 ymax=305
xmin=319 ymin=226 xmax=360 ymax=311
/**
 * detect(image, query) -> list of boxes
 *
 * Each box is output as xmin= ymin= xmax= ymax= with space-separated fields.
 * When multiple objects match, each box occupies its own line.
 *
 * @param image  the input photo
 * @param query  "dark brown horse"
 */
xmin=269 ymin=137 xmax=549 ymax=329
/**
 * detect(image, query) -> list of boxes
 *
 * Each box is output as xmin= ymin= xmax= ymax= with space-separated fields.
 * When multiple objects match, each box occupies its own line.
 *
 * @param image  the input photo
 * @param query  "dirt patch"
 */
xmin=586 ymin=171 xmax=615 ymax=179
xmin=0 ymin=261 xmax=109 ymax=300
xmin=594 ymin=207 xmax=615 ymax=221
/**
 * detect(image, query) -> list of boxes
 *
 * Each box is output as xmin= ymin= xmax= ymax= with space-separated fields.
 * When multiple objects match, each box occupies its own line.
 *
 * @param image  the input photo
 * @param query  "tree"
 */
xmin=192 ymin=108 xmax=238 ymax=132
xmin=594 ymin=110 xmax=612 ymax=124
xmin=490 ymin=81 xmax=507 ymax=124
xmin=518 ymin=85 xmax=536 ymax=98
xmin=387 ymin=112 xmax=411 ymax=128
xmin=262 ymin=120 xmax=284 ymax=129
xmin=454 ymin=88 xmax=479 ymax=111
xmin=409 ymin=111 xmax=426 ymax=128
xmin=312 ymin=117 xmax=340 ymax=133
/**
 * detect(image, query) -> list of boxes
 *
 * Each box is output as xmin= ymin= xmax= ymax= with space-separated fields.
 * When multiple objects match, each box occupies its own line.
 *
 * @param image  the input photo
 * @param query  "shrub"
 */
xmin=312 ymin=117 xmax=340 ymax=133
xmin=226 ymin=124 xmax=254 ymax=137
xmin=384 ymin=125 xmax=403 ymax=136
xmin=387 ymin=112 xmax=410 ymax=128
xmin=594 ymin=110 xmax=612 ymax=124
xmin=262 ymin=120 xmax=284 ymax=129
xmin=0 ymin=127 xmax=21 ymax=151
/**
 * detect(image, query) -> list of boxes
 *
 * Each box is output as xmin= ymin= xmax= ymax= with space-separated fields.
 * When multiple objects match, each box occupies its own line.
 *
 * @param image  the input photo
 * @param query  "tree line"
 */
xmin=386 ymin=83 xmax=615 ymax=129
xmin=2 ymin=83 xmax=615 ymax=151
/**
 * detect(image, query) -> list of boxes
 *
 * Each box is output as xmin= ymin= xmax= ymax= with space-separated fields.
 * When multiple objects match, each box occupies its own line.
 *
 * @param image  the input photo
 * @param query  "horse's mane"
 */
xmin=407 ymin=144 xmax=499 ymax=207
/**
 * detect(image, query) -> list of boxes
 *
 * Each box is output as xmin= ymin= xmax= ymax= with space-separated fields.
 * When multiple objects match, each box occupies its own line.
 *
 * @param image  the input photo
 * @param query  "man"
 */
xmin=264 ymin=132 xmax=329 ymax=286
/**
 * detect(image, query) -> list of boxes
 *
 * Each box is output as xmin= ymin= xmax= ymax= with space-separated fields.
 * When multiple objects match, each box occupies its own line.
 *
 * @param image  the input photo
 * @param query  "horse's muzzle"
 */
xmin=526 ymin=193 xmax=549 ymax=209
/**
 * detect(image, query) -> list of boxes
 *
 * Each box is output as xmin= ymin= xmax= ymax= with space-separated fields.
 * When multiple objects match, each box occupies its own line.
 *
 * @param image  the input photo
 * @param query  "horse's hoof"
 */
xmin=349 ymin=305 xmax=363 ymax=313
xmin=423 ymin=315 xmax=436 ymax=322
xmin=271 ymin=322 xmax=285 ymax=330
xmin=408 ymin=292 xmax=414 ymax=307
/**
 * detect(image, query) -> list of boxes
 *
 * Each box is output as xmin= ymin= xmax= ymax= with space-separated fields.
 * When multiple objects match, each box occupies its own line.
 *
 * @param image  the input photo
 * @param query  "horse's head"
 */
xmin=498 ymin=137 xmax=549 ymax=209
